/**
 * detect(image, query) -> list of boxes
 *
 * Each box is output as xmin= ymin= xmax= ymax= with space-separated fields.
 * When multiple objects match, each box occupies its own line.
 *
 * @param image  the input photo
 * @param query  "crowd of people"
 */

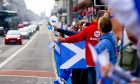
xmin=50 ymin=7 xmax=140 ymax=84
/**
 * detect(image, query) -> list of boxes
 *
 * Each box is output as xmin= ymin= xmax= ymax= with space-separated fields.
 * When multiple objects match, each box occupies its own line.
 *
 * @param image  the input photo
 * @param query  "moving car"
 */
xmin=5 ymin=30 xmax=22 ymax=45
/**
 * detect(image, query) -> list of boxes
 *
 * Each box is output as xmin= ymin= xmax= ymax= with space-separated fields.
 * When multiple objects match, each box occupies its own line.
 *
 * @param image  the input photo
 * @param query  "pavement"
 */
xmin=0 ymin=24 xmax=56 ymax=84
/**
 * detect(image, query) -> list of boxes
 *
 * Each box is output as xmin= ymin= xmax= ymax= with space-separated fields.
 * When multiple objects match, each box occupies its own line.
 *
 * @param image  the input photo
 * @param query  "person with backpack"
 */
xmin=94 ymin=16 xmax=117 ymax=84
xmin=104 ymin=9 xmax=139 ymax=76
xmin=117 ymin=27 xmax=139 ymax=77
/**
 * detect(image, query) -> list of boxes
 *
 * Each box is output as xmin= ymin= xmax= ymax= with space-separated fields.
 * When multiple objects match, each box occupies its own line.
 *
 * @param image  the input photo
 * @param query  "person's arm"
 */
xmin=95 ymin=40 xmax=107 ymax=54
xmin=64 ymin=28 xmax=86 ymax=43
xmin=54 ymin=25 xmax=77 ymax=36
xmin=57 ymin=24 xmax=97 ymax=43
xmin=57 ymin=28 xmax=86 ymax=43
xmin=57 ymin=29 xmax=77 ymax=36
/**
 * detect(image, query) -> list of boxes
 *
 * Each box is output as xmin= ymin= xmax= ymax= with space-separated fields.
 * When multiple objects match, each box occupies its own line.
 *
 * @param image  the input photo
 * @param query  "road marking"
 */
xmin=0 ymin=50 xmax=2 ymax=53
xmin=0 ymin=32 xmax=39 ymax=69
xmin=48 ymin=32 xmax=58 ymax=79
xmin=49 ymin=77 xmax=53 ymax=84
xmin=44 ymin=82 xmax=48 ymax=83
xmin=11 ymin=80 xmax=15 ymax=82
xmin=26 ymin=81 xmax=30 ymax=82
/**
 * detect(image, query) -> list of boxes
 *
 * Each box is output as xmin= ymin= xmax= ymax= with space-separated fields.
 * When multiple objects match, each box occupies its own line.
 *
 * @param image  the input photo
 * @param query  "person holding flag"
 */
xmin=57 ymin=19 xmax=101 ymax=84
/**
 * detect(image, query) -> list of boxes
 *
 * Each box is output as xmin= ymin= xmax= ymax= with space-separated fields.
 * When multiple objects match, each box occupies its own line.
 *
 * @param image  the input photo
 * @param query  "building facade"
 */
xmin=52 ymin=0 xmax=106 ymax=24
xmin=0 ymin=0 xmax=3 ymax=10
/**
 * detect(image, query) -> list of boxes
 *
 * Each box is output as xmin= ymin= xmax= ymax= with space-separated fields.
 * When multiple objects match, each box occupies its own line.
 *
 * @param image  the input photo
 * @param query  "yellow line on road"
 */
xmin=48 ymin=31 xmax=58 ymax=80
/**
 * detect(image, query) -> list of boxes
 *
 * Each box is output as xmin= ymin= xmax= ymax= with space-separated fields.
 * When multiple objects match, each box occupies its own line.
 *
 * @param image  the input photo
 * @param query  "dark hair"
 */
xmin=99 ymin=17 xmax=112 ymax=33
xmin=80 ymin=22 xmax=85 ymax=26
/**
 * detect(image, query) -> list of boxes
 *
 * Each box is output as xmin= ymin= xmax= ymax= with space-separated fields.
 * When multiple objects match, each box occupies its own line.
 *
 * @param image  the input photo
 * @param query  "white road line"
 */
xmin=0 ymin=32 xmax=39 ymax=69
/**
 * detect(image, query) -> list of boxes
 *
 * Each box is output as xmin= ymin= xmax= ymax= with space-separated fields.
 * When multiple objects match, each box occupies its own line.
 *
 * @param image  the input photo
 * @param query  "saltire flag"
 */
xmin=54 ymin=42 xmax=71 ymax=84
xmin=55 ymin=41 xmax=87 ymax=69
xmin=89 ymin=44 xmax=113 ymax=84
xmin=102 ymin=0 xmax=140 ymax=39
xmin=54 ymin=41 xmax=86 ymax=84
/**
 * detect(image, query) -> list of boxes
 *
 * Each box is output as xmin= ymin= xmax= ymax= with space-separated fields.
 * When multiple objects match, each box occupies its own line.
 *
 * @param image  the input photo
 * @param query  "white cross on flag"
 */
xmin=54 ymin=41 xmax=87 ymax=69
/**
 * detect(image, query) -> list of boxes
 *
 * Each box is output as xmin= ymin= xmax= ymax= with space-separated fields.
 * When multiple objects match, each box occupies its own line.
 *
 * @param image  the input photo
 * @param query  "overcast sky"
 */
xmin=25 ymin=0 xmax=55 ymax=17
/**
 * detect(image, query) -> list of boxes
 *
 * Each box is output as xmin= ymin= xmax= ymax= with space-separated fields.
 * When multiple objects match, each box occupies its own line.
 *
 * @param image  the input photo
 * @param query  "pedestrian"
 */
xmin=57 ymin=20 xmax=100 ymax=84
xmin=94 ymin=16 xmax=117 ymax=84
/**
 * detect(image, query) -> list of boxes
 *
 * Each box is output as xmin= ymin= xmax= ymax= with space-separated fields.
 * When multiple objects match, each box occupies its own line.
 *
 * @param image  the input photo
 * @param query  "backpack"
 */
xmin=118 ymin=41 xmax=138 ymax=72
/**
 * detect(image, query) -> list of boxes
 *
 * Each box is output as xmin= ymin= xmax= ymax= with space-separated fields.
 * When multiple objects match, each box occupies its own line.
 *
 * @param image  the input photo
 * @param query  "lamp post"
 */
xmin=67 ymin=0 xmax=73 ymax=25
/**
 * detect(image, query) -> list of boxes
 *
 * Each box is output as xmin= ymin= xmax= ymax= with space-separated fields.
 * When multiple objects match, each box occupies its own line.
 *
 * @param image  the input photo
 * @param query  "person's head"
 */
xmin=82 ymin=22 xmax=90 ymax=28
xmin=78 ymin=20 xmax=88 ymax=31
xmin=98 ymin=17 xmax=112 ymax=34
xmin=74 ymin=23 xmax=79 ymax=28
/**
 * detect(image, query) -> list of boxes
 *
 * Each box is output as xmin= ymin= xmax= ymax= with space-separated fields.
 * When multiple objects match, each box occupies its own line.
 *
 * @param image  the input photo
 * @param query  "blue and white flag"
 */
xmin=89 ymin=44 xmax=133 ymax=84
xmin=48 ymin=25 xmax=54 ymax=31
xmin=54 ymin=41 xmax=86 ymax=84
xmin=54 ymin=42 xmax=72 ymax=84
xmin=54 ymin=41 xmax=87 ymax=69
xmin=102 ymin=0 xmax=140 ymax=39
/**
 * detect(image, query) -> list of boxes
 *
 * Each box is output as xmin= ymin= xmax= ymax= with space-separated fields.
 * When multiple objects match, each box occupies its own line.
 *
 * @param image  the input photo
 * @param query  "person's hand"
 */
xmin=97 ymin=79 xmax=102 ymax=84
xmin=53 ymin=25 xmax=58 ymax=31
xmin=57 ymin=36 xmax=65 ymax=43
xmin=101 ymin=63 xmax=112 ymax=77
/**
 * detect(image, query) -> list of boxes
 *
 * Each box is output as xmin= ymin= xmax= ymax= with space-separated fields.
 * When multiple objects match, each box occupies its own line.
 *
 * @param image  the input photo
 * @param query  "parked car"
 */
xmin=36 ymin=25 xmax=40 ymax=31
xmin=18 ymin=23 xmax=24 ymax=29
xmin=5 ymin=30 xmax=22 ymax=45
xmin=19 ymin=28 xmax=30 ymax=39
xmin=24 ymin=26 xmax=33 ymax=36
xmin=29 ymin=24 xmax=37 ymax=33
xmin=0 ymin=27 xmax=6 ymax=36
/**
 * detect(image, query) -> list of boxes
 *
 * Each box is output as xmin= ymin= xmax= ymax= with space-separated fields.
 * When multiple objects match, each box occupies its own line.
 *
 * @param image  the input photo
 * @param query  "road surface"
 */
xmin=0 ymin=24 xmax=56 ymax=84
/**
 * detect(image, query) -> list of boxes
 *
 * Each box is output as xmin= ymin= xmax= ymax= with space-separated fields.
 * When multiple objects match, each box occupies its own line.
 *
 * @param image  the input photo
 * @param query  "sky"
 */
xmin=25 ymin=0 xmax=55 ymax=17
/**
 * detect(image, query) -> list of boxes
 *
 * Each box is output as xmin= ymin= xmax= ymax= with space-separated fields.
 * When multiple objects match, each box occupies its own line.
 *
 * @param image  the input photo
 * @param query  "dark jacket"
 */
xmin=57 ymin=29 xmax=77 ymax=36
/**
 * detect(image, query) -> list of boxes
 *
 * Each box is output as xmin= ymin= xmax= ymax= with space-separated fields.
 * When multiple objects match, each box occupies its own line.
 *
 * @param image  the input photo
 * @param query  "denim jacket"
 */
xmin=95 ymin=32 xmax=117 ymax=84
xmin=95 ymin=32 xmax=117 ymax=65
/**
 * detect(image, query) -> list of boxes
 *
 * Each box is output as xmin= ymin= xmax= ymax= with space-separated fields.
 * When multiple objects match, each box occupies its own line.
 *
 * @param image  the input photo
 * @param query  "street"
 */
xmin=0 ymin=24 xmax=56 ymax=84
